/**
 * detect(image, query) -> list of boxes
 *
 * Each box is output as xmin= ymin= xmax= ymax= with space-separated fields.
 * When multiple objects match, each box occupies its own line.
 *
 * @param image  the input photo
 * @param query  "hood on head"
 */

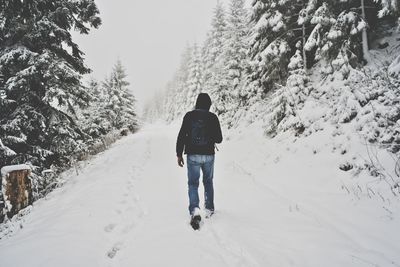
xmin=195 ymin=93 xmax=212 ymax=111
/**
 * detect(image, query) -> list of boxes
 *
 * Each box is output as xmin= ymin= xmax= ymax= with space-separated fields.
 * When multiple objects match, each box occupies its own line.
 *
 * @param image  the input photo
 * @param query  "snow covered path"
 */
xmin=0 ymin=123 xmax=399 ymax=267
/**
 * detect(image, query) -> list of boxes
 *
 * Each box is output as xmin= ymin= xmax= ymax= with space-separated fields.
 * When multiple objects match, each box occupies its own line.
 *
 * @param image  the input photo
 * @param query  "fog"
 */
xmin=74 ymin=0 xmax=229 ymax=111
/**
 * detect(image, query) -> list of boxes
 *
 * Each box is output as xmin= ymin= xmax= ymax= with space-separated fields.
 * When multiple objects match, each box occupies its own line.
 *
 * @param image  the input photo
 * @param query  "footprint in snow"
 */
xmin=104 ymin=223 xmax=116 ymax=233
xmin=122 ymin=223 xmax=137 ymax=234
xmin=107 ymin=242 xmax=122 ymax=259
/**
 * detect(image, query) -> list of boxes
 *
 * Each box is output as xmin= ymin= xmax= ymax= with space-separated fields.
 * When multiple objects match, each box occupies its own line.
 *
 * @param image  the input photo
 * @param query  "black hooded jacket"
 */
xmin=176 ymin=93 xmax=223 ymax=157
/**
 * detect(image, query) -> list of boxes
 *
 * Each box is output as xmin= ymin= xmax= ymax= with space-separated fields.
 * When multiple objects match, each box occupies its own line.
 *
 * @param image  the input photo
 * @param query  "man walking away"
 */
xmin=176 ymin=93 xmax=223 ymax=230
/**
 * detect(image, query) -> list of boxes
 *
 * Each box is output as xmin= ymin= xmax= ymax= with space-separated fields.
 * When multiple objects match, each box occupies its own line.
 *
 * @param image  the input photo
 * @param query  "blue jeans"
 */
xmin=187 ymin=154 xmax=215 ymax=215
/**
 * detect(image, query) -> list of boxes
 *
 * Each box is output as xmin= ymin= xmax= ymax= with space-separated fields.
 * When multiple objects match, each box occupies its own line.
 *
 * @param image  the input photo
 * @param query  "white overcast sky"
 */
xmin=74 ymin=0 xmax=237 ymax=110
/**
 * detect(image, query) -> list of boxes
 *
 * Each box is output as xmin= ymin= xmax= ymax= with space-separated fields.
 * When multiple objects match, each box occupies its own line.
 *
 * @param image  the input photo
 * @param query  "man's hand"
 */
xmin=177 ymin=156 xmax=184 ymax=167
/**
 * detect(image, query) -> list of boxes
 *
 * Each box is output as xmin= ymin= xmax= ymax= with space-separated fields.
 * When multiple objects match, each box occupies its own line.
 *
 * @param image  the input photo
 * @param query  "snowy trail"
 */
xmin=0 ymin=124 xmax=399 ymax=267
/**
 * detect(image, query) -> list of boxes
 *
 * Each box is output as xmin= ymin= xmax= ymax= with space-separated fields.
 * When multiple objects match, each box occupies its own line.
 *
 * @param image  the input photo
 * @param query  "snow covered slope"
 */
xmin=0 ymin=123 xmax=399 ymax=267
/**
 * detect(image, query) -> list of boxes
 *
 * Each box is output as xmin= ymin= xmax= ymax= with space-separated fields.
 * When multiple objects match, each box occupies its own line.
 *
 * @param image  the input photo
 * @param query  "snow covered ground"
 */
xmin=0 ymin=122 xmax=399 ymax=267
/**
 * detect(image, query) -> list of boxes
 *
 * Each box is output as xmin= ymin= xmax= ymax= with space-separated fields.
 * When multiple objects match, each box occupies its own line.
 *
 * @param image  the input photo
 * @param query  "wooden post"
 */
xmin=1 ymin=165 xmax=33 ymax=222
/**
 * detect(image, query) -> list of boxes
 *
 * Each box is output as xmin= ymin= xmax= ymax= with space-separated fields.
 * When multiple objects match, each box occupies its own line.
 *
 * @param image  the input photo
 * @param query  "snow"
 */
xmin=327 ymin=29 xmax=342 ymax=39
xmin=389 ymin=55 xmax=400 ymax=75
xmin=304 ymin=24 xmax=321 ymax=51
xmin=0 ymin=123 xmax=399 ymax=267
xmin=270 ymin=11 xmax=284 ymax=32
xmin=288 ymin=49 xmax=303 ymax=70
xmin=0 ymin=139 xmax=17 ymax=157
xmin=1 ymin=164 xmax=31 ymax=177
xmin=254 ymin=11 xmax=285 ymax=33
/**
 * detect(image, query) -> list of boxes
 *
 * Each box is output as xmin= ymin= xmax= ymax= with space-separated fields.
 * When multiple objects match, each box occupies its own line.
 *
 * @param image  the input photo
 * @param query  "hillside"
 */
xmin=0 ymin=124 xmax=399 ymax=267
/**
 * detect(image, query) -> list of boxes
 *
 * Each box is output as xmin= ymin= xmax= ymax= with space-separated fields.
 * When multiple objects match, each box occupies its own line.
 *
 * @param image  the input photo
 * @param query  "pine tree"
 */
xmin=202 ymin=1 xmax=227 ymax=95
xmin=203 ymin=1 xmax=227 ymax=72
xmin=248 ymin=0 xmax=298 ymax=98
xmin=376 ymin=0 xmax=400 ymax=17
xmin=301 ymin=1 xmax=366 ymax=74
xmin=301 ymin=1 xmax=335 ymax=61
xmin=185 ymin=43 xmax=203 ymax=110
xmin=79 ymin=79 xmax=113 ymax=139
xmin=225 ymin=0 xmax=249 ymax=88
xmin=103 ymin=60 xmax=138 ymax=132
xmin=264 ymin=43 xmax=309 ymax=137
xmin=171 ymin=44 xmax=193 ymax=119
xmin=325 ymin=8 xmax=365 ymax=77
xmin=154 ymin=44 xmax=195 ymax=122
xmin=217 ymin=0 xmax=250 ymax=126
xmin=286 ymin=43 xmax=310 ymax=107
xmin=0 ymin=0 xmax=101 ymax=169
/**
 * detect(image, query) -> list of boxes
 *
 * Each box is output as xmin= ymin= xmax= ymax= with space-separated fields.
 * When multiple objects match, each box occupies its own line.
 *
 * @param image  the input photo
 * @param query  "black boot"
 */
xmin=190 ymin=208 xmax=201 ymax=230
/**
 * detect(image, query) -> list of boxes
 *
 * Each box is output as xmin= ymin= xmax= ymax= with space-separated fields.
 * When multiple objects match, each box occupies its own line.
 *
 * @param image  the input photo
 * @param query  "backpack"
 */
xmin=190 ymin=117 xmax=210 ymax=146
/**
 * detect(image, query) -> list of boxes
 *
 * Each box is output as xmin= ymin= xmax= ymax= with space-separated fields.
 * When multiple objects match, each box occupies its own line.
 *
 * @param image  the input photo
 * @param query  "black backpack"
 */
xmin=190 ymin=117 xmax=210 ymax=146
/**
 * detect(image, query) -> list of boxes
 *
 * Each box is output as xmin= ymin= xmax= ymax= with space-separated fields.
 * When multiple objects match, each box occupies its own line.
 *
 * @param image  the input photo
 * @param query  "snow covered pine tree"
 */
xmin=219 ymin=0 xmax=250 ymax=127
xmin=0 ymin=0 xmax=101 ymax=186
xmin=102 ymin=60 xmax=138 ymax=133
xmin=202 ymin=1 xmax=227 ymax=106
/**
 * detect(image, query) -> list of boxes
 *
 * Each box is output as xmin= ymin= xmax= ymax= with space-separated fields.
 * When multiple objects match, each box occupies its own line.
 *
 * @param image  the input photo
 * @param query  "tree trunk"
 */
xmin=303 ymin=22 xmax=307 ymax=71
xmin=302 ymin=0 xmax=308 ymax=71
xmin=361 ymin=0 xmax=371 ymax=62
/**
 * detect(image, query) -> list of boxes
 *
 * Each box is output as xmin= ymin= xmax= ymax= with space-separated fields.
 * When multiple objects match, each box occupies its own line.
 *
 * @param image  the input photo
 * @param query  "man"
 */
xmin=176 ymin=93 xmax=223 ymax=230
